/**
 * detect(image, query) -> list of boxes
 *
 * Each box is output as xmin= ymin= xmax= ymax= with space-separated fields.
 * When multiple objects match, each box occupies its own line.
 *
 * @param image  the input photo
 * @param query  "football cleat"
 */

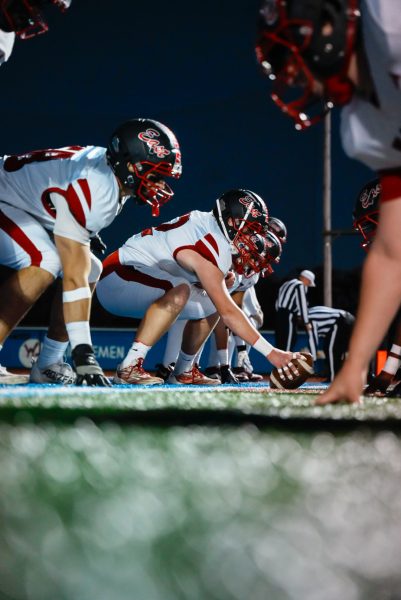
xmin=232 ymin=367 xmax=250 ymax=382
xmin=113 ymin=359 xmax=163 ymax=385
xmin=168 ymin=364 xmax=221 ymax=385
xmin=0 ymin=364 xmax=29 ymax=385
xmin=204 ymin=365 xmax=222 ymax=381
xmin=30 ymin=360 xmax=76 ymax=384
xmin=155 ymin=362 xmax=175 ymax=382
xmin=220 ymin=365 xmax=240 ymax=384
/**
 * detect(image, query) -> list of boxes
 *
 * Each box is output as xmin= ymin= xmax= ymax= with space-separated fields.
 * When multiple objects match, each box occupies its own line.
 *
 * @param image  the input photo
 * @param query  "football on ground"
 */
xmin=269 ymin=352 xmax=314 ymax=390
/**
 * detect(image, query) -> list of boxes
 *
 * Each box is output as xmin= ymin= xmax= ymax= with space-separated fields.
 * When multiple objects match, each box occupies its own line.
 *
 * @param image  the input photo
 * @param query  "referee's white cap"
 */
xmin=300 ymin=269 xmax=316 ymax=287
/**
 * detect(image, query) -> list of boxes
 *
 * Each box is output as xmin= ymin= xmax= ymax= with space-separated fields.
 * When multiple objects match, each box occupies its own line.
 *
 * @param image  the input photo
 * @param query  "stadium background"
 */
xmin=2 ymin=4 xmax=401 ymax=600
xmin=0 ymin=0 xmax=373 ymax=332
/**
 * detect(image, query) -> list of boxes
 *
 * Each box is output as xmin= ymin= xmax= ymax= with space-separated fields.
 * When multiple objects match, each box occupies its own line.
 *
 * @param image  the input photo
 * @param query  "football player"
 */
xmin=256 ymin=0 xmax=401 ymax=404
xmin=0 ymin=0 xmax=71 ymax=65
xmin=352 ymin=178 xmax=401 ymax=397
xmin=0 ymin=118 xmax=182 ymax=385
xmin=96 ymin=189 xmax=299 ymax=385
xmin=229 ymin=214 xmax=288 ymax=382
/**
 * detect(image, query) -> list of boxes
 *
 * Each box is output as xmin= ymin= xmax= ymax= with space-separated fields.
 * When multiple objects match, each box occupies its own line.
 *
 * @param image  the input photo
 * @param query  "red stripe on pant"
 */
xmin=101 ymin=250 xmax=173 ymax=291
xmin=0 ymin=208 xmax=43 ymax=267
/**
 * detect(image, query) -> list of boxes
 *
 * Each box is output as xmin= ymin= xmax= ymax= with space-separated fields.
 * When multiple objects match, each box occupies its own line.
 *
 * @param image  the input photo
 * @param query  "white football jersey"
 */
xmin=231 ymin=272 xmax=260 ymax=294
xmin=340 ymin=0 xmax=401 ymax=170
xmin=0 ymin=29 xmax=15 ymax=65
xmin=0 ymin=146 xmax=121 ymax=237
xmin=119 ymin=210 xmax=232 ymax=283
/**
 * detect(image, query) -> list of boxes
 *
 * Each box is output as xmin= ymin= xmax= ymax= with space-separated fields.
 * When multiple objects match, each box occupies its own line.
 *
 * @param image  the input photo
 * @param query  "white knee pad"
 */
xmin=39 ymin=248 xmax=62 ymax=278
xmin=180 ymin=286 xmax=216 ymax=320
xmin=89 ymin=253 xmax=103 ymax=284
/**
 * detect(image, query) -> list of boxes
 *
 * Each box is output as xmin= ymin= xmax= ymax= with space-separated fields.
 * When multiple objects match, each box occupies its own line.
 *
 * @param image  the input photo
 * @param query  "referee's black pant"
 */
xmin=323 ymin=312 xmax=355 ymax=381
xmin=275 ymin=308 xmax=298 ymax=351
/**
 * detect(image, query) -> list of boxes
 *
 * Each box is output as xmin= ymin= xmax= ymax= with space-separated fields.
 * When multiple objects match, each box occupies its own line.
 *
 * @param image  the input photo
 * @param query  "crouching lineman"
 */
xmin=96 ymin=188 xmax=299 ymax=385
xmin=0 ymin=118 xmax=182 ymax=385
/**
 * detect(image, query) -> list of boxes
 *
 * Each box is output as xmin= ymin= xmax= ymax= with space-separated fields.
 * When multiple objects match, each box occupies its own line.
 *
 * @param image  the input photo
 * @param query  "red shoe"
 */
xmin=113 ymin=358 xmax=163 ymax=385
xmin=168 ymin=364 xmax=221 ymax=385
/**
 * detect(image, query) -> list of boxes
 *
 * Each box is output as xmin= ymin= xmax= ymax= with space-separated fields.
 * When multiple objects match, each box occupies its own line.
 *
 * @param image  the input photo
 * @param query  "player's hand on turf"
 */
xmin=72 ymin=344 xmax=111 ymax=387
xmin=315 ymin=360 xmax=366 ymax=405
xmin=364 ymin=370 xmax=392 ymax=396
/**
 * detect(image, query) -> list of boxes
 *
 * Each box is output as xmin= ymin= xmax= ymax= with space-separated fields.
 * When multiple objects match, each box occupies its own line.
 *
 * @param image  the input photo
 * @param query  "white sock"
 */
xmin=121 ymin=341 xmax=151 ymax=368
xmin=174 ymin=350 xmax=196 ymax=375
xmin=37 ymin=336 xmax=69 ymax=369
xmin=217 ymin=348 xmax=228 ymax=367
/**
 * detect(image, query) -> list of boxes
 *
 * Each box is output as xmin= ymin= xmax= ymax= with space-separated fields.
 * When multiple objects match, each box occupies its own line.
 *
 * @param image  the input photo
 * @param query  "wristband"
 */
xmin=390 ymin=344 xmax=401 ymax=356
xmin=253 ymin=335 xmax=273 ymax=356
xmin=63 ymin=287 xmax=91 ymax=303
xmin=383 ymin=356 xmax=401 ymax=375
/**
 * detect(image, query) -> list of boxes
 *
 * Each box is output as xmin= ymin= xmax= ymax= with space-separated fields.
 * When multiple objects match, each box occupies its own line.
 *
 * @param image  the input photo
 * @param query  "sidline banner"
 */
xmin=2 ymin=327 xmax=310 ymax=372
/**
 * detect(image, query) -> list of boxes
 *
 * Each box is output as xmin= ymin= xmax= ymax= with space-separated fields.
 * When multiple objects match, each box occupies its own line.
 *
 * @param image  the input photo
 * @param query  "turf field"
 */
xmin=1 ymin=382 xmax=401 ymax=600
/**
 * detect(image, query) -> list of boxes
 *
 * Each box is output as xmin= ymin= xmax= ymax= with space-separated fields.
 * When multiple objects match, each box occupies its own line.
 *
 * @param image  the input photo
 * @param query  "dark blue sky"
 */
xmin=0 ymin=0 xmax=374 ymax=274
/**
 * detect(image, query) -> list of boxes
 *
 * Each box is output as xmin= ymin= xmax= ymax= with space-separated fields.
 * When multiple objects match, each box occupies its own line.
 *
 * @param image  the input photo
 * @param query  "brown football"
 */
xmin=269 ymin=352 xmax=314 ymax=390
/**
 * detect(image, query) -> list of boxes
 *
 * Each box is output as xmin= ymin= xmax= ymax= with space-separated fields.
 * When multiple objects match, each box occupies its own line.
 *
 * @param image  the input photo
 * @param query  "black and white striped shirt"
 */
xmin=275 ymin=278 xmax=310 ymax=324
xmin=308 ymin=306 xmax=347 ymax=338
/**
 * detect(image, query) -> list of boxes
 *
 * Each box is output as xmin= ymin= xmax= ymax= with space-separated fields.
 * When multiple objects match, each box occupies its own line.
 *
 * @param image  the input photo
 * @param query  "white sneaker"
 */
xmin=0 ymin=365 xmax=29 ymax=385
xmin=29 ymin=361 xmax=77 ymax=384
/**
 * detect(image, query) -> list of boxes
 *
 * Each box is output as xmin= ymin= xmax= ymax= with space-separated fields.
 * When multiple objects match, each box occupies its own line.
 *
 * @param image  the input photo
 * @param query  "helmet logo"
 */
xmin=239 ymin=195 xmax=263 ymax=218
xmin=111 ymin=136 xmax=120 ymax=153
xmin=360 ymin=183 xmax=381 ymax=209
xmin=259 ymin=0 xmax=279 ymax=26
xmin=138 ymin=128 xmax=171 ymax=158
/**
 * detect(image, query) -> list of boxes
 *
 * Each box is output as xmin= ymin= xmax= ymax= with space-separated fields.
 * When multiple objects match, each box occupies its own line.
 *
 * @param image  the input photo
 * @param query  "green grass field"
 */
xmin=1 ymin=384 xmax=401 ymax=600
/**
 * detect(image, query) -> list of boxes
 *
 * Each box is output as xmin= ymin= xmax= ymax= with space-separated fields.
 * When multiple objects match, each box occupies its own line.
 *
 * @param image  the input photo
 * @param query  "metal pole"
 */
xmin=323 ymin=111 xmax=332 ymax=307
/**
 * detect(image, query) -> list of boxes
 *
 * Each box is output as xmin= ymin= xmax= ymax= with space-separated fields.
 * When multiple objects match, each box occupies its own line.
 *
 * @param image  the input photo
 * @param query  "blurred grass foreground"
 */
xmin=0 ymin=386 xmax=401 ymax=599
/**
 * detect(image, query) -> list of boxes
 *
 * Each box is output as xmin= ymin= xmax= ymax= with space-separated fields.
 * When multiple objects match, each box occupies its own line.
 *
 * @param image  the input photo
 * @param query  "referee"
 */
xmin=275 ymin=270 xmax=318 ymax=359
xmin=308 ymin=306 xmax=355 ymax=381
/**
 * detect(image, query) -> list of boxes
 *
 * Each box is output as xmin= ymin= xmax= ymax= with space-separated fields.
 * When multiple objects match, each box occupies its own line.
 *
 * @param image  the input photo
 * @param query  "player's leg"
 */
xmin=155 ymin=319 xmax=187 ymax=381
xmin=30 ymin=253 xmax=103 ymax=384
xmin=96 ymin=268 xmax=191 ymax=384
xmin=275 ymin=308 xmax=293 ymax=350
xmin=169 ymin=313 xmax=222 ymax=385
xmin=0 ymin=204 xmax=60 ymax=383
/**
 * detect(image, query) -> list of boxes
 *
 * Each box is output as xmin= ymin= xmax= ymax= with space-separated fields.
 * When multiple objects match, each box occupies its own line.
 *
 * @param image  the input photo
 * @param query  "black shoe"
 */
xmin=220 ymin=365 xmax=239 ymax=384
xmin=232 ymin=367 xmax=249 ymax=382
xmin=204 ymin=366 xmax=222 ymax=381
xmin=386 ymin=381 xmax=401 ymax=398
xmin=155 ymin=363 xmax=174 ymax=382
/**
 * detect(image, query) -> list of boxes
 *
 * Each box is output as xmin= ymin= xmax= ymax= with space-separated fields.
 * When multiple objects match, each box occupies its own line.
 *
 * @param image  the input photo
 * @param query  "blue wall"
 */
xmin=0 ymin=0 xmax=373 ymax=275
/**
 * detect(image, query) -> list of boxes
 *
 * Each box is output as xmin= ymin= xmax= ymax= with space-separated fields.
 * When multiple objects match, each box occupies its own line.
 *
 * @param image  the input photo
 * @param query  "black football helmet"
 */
xmin=0 ymin=0 xmax=71 ymax=39
xmin=213 ymin=188 xmax=269 ymax=253
xmin=352 ymin=178 xmax=380 ymax=251
xmin=255 ymin=0 xmax=360 ymax=129
xmin=267 ymin=216 xmax=287 ymax=244
xmin=107 ymin=118 xmax=182 ymax=217
xmin=233 ymin=232 xmax=280 ymax=278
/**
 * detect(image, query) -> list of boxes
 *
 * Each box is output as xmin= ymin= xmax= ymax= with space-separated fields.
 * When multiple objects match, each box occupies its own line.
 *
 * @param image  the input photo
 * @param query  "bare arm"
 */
xmin=318 ymin=198 xmax=401 ymax=403
xmin=176 ymin=249 xmax=294 ymax=367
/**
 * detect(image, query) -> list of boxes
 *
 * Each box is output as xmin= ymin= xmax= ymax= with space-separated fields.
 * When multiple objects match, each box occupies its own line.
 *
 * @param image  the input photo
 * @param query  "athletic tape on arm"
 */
xmin=253 ymin=335 xmax=273 ymax=357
